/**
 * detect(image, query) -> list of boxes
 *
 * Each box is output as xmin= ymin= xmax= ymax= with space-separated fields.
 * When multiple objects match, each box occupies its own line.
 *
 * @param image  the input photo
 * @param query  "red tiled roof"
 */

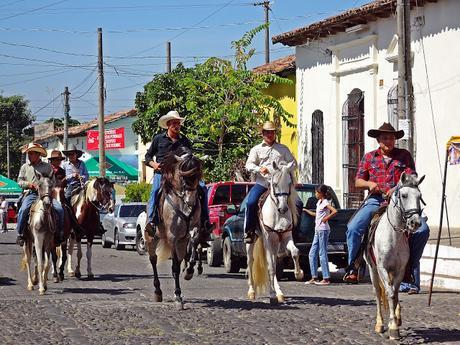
xmin=34 ymin=109 xmax=137 ymax=142
xmin=253 ymin=55 xmax=295 ymax=75
xmin=273 ymin=0 xmax=438 ymax=46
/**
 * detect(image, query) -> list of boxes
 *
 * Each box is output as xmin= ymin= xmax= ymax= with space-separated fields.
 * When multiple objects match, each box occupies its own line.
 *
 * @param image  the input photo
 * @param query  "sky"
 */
xmin=0 ymin=0 xmax=370 ymax=124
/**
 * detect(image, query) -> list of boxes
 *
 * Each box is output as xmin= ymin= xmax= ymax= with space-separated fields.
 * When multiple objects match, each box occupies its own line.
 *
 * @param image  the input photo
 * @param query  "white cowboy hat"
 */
xmin=62 ymin=144 xmax=84 ymax=158
xmin=158 ymin=110 xmax=185 ymax=129
xmin=22 ymin=142 xmax=47 ymax=157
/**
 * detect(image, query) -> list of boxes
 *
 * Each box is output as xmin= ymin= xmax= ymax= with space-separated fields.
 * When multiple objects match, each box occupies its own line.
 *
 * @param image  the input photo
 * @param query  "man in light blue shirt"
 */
xmin=63 ymin=144 xmax=89 ymax=203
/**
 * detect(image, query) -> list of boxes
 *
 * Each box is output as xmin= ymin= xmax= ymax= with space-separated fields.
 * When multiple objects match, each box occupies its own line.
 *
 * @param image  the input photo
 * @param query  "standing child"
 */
xmin=304 ymin=185 xmax=337 ymax=286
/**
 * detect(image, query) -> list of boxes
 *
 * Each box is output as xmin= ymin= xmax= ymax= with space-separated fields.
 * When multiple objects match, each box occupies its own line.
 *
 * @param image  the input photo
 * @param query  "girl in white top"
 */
xmin=303 ymin=185 xmax=337 ymax=285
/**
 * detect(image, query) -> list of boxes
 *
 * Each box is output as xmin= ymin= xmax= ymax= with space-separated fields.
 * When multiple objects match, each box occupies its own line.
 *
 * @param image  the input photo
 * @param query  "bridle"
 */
xmin=386 ymin=184 xmax=423 ymax=233
xmin=269 ymin=172 xmax=291 ymax=206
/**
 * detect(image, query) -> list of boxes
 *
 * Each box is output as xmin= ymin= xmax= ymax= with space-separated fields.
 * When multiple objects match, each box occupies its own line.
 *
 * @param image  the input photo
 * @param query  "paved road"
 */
xmin=1 ymin=229 xmax=459 ymax=345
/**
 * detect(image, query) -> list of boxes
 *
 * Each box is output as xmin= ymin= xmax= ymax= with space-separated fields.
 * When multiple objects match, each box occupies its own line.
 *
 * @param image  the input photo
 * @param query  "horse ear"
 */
xmin=400 ymin=172 xmax=407 ymax=184
xmin=417 ymin=175 xmax=425 ymax=185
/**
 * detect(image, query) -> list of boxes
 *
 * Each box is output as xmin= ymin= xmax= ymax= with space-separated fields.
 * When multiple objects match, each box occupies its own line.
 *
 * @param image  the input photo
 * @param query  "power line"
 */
xmin=0 ymin=53 xmax=95 ymax=68
xmin=71 ymin=77 xmax=98 ymax=99
xmin=0 ymin=0 xmax=69 ymax=21
xmin=33 ymin=93 xmax=61 ymax=115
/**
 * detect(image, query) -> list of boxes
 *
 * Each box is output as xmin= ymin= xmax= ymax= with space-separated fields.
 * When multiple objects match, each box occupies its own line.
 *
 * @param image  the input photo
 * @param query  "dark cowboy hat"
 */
xmin=48 ymin=149 xmax=66 ymax=161
xmin=368 ymin=122 xmax=404 ymax=140
xmin=62 ymin=144 xmax=84 ymax=158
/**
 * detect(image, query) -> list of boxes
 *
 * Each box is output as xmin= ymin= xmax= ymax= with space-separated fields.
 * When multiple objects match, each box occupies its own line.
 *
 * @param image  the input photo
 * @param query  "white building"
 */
xmin=273 ymin=0 xmax=460 ymax=229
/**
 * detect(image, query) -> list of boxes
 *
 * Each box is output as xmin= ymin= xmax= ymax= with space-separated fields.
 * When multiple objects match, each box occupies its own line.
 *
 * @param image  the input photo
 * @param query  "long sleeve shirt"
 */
xmin=245 ymin=141 xmax=297 ymax=188
xmin=64 ymin=160 xmax=89 ymax=187
xmin=17 ymin=160 xmax=54 ymax=191
xmin=144 ymin=132 xmax=192 ymax=168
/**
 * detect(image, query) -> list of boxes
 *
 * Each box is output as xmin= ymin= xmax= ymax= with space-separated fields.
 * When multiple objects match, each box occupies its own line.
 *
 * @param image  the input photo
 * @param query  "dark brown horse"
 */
xmin=66 ymin=177 xmax=114 ymax=279
xmin=145 ymin=151 xmax=203 ymax=309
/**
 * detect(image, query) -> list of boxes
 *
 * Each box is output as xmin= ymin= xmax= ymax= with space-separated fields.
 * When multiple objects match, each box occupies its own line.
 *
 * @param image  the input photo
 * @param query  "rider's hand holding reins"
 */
xmin=150 ymin=161 xmax=162 ymax=172
xmin=259 ymin=167 xmax=269 ymax=175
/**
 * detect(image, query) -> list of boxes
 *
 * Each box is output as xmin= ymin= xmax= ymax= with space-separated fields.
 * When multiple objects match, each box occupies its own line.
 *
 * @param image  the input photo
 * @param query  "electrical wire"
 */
xmin=33 ymin=93 xmax=61 ymax=115
xmin=0 ymin=0 xmax=69 ymax=21
xmin=71 ymin=77 xmax=98 ymax=99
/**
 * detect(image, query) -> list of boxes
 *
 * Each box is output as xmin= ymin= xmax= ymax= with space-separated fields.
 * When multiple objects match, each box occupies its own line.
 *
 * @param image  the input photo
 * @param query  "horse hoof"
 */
xmin=295 ymin=269 xmax=304 ymax=281
xmin=27 ymin=286 xmax=34 ymax=291
xmin=75 ymin=272 xmax=81 ymax=279
xmin=175 ymin=299 xmax=184 ymax=310
xmin=59 ymin=273 xmax=65 ymax=282
xmin=389 ymin=328 xmax=400 ymax=340
xmin=153 ymin=293 xmax=163 ymax=302
xmin=184 ymin=269 xmax=194 ymax=281
xmin=248 ymin=292 xmax=255 ymax=300
xmin=87 ymin=274 xmax=94 ymax=280
xmin=54 ymin=277 xmax=59 ymax=283
xmin=375 ymin=325 xmax=384 ymax=333
xmin=39 ymin=290 xmax=45 ymax=296
xmin=269 ymin=297 xmax=278 ymax=305
xmin=68 ymin=271 xmax=75 ymax=277
xmin=32 ymin=279 xmax=38 ymax=286
xmin=277 ymin=294 xmax=285 ymax=303
xmin=197 ymin=266 xmax=203 ymax=275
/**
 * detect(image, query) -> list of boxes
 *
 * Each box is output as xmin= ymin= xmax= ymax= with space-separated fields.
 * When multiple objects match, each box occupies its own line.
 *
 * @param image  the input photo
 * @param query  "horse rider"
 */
xmin=243 ymin=121 xmax=298 ymax=244
xmin=15 ymin=143 xmax=65 ymax=246
xmin=343 ymin=122 xmax=430 ymax=293
xmin=144 ymin=110 xmax=212 ymax=247
xmin=62 ymin=144 xmax=89 ymax=204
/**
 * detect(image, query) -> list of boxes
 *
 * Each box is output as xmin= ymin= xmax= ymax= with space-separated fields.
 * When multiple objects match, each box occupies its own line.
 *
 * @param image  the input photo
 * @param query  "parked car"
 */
xmin=220 ymin=184 xmax=357 ymax=275
xmin=206 ymin=182 xmax=254 ymax=267
xmin=101 ymin=202 xmax=146 ymax=250
xmin=135 ymin=210 xmax=147 ymax=255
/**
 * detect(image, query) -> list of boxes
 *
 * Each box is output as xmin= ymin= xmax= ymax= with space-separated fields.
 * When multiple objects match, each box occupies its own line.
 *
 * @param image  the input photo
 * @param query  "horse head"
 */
xmin=394 ymin=172 xmax=425 ymax=232
xmin=270 ymin=161 xmax=293 ymax=215
xmin=92 ymin=177 xmax=115 ymax=211
xmin=35 ymin=171 xmax=55 ymax=209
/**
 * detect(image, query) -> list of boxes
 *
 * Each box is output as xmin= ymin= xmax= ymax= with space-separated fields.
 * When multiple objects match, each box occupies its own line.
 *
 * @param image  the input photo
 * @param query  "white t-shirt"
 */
xmin=315 ymin=199 xmax=331 ymax=231
xmin=0 ymin=200 xmax=7 ymax=215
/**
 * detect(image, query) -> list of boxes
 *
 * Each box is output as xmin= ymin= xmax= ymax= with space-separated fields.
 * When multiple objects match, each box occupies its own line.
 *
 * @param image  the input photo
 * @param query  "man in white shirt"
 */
xmin=244 ymin=121 xmax=297 ymax=243
xmin=0 ymin=196 xmax=7 ymax=233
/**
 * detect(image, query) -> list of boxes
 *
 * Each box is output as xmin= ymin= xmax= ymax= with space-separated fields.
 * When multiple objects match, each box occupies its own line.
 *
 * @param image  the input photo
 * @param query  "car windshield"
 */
xmin=119 ymin=205 xmax=146 ymax=218
xmin=232 ymin=184 xmax=253 ymax=204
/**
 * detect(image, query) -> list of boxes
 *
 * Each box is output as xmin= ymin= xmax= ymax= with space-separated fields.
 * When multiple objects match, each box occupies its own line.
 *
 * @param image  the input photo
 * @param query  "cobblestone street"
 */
xmin=1 ymin=229 xmax=459 ymax=345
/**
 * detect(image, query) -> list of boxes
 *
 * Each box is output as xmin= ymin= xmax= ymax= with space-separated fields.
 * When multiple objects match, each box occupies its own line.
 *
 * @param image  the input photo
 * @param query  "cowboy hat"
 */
xmin=261 ymin=121 xmax=277 ymax=131
xmin=62 ymin=144 xmax=84 ymax=158
xmin=22 ymin=142 xmax=47 ymax=157
xmin=368 ymin=122 xmax=404 ymax=140
xmin=158 ymin=110 xmax=185 ymax=129
xmin=48 ymin=149 xmax=65 ymax=161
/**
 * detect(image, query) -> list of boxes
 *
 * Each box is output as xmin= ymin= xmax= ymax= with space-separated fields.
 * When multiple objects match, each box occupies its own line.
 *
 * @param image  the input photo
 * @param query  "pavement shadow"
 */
xmin=406 ymin=327 xmax=460 ymax=343
xmin=62 ymin=287 xmax=137 ymax=295
xmin=287 ymin=295 xmax=374 ymax=307
xmin=196 ymin=298 xmax=300 ymax=310
xmin=0 ymin=277 xmax=16 ymax=286
xmin=204 ymin=273 xmax=246 ymax=280
xmin=95 ymin=274 xmax=154 ymax=282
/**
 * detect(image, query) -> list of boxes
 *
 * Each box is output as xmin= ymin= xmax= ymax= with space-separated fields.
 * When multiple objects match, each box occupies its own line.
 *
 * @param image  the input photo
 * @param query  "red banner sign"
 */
xmin=87 ymin=127 xmax=125 ymax=150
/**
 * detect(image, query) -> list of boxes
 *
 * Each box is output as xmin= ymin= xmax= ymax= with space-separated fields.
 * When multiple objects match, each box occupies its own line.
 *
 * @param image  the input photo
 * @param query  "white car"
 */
xmin=101 ymin=202 xmax=146 ymax=250
xmin=135 ymin=210 xmax=147 ymax=255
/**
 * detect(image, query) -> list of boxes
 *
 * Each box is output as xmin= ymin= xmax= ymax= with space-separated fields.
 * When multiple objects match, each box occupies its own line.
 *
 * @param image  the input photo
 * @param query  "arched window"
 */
xmin=311 ymin=110 xmax=324 ymax=184
xmin=342 ymin=88 xmax=365 ymax=208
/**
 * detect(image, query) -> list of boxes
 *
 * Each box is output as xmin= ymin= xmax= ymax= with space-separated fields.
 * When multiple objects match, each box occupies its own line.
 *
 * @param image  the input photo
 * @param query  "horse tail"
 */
xmin=378 ymin=278 xmax=389 ymax=311
xmin=156 ymin=237 xmax=171 ymax=263
xmin=252 ymin=237 xmax=268 ymax=295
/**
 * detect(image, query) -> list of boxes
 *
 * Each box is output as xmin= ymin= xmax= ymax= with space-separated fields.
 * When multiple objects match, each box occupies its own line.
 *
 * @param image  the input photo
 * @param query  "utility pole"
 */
xmin=97 ymin=27 xmax=106 ymax=177
xmin=397 ymin=0 xmax=414 ymax=155
xmin=6 ymin=121 xmax=10 ymax=179
xmin=166 ymin=41 xmax=171 ymax=73
xmin=254 ymin=1 xmax=270 ymax=64
xmin=62 ymin=86 xmax=70 ymax=151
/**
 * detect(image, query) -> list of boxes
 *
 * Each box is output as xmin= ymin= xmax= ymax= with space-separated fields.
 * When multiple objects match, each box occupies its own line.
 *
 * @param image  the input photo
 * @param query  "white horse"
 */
xmin=247 ymin=162 xmax=304 ymax=304
xmin=364 ymin=172 xmax=425 ymax=340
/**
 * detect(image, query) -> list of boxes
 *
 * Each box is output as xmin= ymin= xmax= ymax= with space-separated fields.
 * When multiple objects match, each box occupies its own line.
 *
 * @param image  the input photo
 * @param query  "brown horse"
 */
xmin=66 ymin=177 xmax=114 ymax=279
xmin=145 ymin=151 xmax=203 ymax=309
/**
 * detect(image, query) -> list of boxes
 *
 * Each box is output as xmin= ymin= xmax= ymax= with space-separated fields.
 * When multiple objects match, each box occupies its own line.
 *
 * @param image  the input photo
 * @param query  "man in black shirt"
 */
xmin=145 ymin=110 xmax=212 ymax=246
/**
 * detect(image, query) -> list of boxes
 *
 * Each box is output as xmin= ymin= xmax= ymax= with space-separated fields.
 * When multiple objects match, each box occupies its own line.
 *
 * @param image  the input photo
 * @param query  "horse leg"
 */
xmin=246 ymin=242 xmax=256 ymax=300
xmin=34 ymin=235 xmax=46 ymax=295
xmin=395 ymin=296 xmax=402 ymax=327
xmin=286 ymin=236 xmax=304 ymax=281
xmin=197 ymin=247 xmax=203 ymax=276
xmin=266 ymin=238 xmax=279 ymax=305
xmin=86 ymin=241 xmax=94 ymax=279
xmin=380 ymin=270 xmax=399 ymax=340
xmin=59 ymin=242 xmax=67 ymax=281
xmin=67 ymin=236 xmax=75 ymax=276
xmin=75 ymin=240 xmax=82 ymax=279
xmin=172 ymin=253 xmax=184 ymax=310
xmin=51 ymin=246 xmax=59 ymax=283
xmin=184 ymin=235 xmax=197 ymax=281
xmin=24 ymin=241 xmax=34 ymax=291
xmin=368 ymin=265 xmax=385 ymax=333
xmin=43 ymin=249 xmax=51 ymax=292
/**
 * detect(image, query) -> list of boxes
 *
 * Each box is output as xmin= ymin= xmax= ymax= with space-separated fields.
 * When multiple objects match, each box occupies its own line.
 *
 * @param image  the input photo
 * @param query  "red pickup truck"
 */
xmin=206 ymin=181 xmax=254 ymax=266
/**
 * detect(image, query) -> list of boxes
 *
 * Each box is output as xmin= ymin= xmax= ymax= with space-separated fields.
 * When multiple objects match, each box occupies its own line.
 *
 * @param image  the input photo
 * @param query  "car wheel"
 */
xmin=136 ymin=229 xmax=146 ymax=255
xmin=207 ymin=238 xmax=222 ymax=267
xmin=114 ymin=229 xmax=125 ymax=250
xmin=223 ymin=237 xmax=239 ymax=273
xmin=101 ymin=232 xmax=111 ymax=248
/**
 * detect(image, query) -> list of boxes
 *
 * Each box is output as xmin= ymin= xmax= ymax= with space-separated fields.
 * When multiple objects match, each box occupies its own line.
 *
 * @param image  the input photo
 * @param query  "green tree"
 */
xmin=44 ymin=116 xmax=80 ymax=128
xmin=133 ymin=25 xmax=293 ymax=181
xmin=0 ymin=95 xmax=34 ymax=178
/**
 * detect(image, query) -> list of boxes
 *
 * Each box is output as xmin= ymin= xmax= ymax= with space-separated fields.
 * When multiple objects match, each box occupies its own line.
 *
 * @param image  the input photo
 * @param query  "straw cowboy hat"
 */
xmin=261 ymin=121 xmax=278 ymax=132
xmin=48 ymin=150 xmax=65 ymax=161
xmin=158 ymin=110 xmax=185 ymax=129
xmin=22 ymin=142 xmax=47 ymax=157
xmin=62 ymin=144 xmax=84 ymax=158
xmin=368 ymin=122 xmax=404 ymax=140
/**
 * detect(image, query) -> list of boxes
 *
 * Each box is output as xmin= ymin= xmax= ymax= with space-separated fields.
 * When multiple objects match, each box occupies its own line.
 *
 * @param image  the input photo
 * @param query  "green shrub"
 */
xmin=124 ymin=182 xmax=152 ymax=202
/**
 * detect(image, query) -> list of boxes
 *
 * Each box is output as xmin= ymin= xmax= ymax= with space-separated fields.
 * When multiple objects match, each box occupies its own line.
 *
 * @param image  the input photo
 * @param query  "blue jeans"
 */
xmin=309 ymin=230 xmax=330 ymax=279
xmin=347 ymin=195 xmax=430 ymax=286
xmin=244 ymin=183 xmax=268 ymax=233
xmin=147 ymin=173 xmax=210 ymax=225
xmin=16 ymin=193 xmax=64 ymax=237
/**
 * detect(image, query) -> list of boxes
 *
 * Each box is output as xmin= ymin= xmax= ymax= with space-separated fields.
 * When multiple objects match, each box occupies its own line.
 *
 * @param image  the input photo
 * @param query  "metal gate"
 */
xmin=342 ymin=89 xmax=365 ymax=208
xmin=311 ymin=110 xmax=324 ymax=184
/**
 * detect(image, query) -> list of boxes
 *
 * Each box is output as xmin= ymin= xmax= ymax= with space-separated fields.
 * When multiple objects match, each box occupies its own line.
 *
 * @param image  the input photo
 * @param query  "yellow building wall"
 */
xmin=266 ymin=74 xmax=298 ymax=159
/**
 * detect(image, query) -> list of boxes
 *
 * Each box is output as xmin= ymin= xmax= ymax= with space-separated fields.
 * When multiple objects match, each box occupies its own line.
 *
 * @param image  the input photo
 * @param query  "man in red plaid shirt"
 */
xmin=343 ymin=123 xmax=430 ymax=293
